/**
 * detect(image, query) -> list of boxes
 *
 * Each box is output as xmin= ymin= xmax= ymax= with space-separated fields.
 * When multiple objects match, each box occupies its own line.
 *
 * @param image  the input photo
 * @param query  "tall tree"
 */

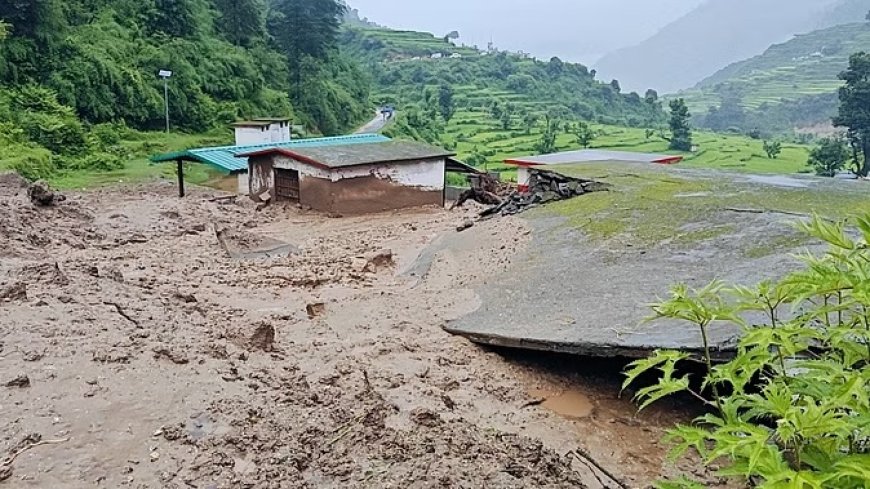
xmin=573 ymin=121 xmax=596 ymax=148
xmin=500 ymin=102 xmax=515 ymax=130
xmin=148 ymin=0 xmax=204 ymax=38
xmin=522 ymin=112 xmax=539 ymax=135
xmin=833 ymin=52 xmax=870 ymax=176
xmin=269 ymin=0 xmax=346 ymax=103
xmin=535 ymin=115 xmax=558 ymax=154
xmin=437 ymin=84 xmax=455 ymax=123
xmin=214 ymin=0 xmax=264 ymax=46
xmin=269 ymin=0 xmax=345 ymax=61
xmin=668 ymin=98 xmax=693 ymax=151
xmin=0 ymin=0 xmax=64 ymax=40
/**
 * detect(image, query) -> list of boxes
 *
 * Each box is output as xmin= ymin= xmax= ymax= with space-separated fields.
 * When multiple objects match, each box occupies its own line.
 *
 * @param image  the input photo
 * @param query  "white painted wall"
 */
xmin=237 ymin=173 xmax=249 ymax=195
xmin=517 ymin=167 xmax=531 ymax=190
xmin=234 ymin=121 xmax=291 ymax=146
xmin=272 ymin=156 xmax=445 ymax=191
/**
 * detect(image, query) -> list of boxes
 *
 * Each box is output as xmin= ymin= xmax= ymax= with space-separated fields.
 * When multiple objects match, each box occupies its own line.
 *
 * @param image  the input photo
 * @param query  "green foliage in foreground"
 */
xmin=624 ymin=215 xmax=870 ymax=488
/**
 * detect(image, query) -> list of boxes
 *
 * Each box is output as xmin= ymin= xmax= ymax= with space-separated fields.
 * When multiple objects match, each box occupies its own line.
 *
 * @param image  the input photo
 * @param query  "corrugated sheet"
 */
xmin=238 ymin=140 xmax=455 ymax=169
xmin=150 ymin=134 xmax=391 ymax=173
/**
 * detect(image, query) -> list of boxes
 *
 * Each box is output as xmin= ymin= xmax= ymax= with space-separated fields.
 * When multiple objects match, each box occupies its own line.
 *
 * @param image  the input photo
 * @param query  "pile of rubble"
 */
xmin=482 ymin=169 xmax=609 ymax=217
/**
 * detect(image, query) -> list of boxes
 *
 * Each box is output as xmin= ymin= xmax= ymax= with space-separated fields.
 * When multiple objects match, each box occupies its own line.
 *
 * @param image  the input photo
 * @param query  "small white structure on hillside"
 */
xmin=232 ymin=118 xmax=292 ymax=146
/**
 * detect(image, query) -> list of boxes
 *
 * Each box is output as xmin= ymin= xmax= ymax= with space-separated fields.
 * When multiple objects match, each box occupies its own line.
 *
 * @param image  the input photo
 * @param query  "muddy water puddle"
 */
xmin=529 ymin=389 xmax=595 ymax=419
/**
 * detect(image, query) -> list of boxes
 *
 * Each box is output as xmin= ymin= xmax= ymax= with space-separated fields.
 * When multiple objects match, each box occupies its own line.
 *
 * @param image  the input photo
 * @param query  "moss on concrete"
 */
xmin=528 ymin=162 xmax=870 ymax=250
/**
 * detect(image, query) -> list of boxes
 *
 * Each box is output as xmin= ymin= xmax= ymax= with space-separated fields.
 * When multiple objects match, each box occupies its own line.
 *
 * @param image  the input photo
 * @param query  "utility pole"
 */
xmin=159 ymin=70 xmax=173 ymax=133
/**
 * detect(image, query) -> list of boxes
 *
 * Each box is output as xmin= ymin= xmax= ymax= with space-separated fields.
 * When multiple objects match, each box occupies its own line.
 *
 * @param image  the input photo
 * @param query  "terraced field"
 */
xmin=444 ymin=109 xmax=811 ymax=181
xmin=678 ymin=22 xmax=870 ymax=112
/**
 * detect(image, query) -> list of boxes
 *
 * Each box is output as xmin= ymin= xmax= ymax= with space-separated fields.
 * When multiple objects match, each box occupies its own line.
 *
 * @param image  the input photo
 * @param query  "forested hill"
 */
xmin=341 ymin=26 xmax=665 ymax=142
xmin=682 ymin=21 xmax=870 ymax=135
xmin=0 ymin=0 xmax=372 ymax=180
xmin=0 ymin=0 xmax=372 ymax=134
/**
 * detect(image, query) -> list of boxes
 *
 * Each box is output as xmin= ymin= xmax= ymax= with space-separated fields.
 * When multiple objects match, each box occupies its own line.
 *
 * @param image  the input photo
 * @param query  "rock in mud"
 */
xmin=27 ymin=180 xmax=65 ymax=207
xmin=5 ymin=374 xmax=30 ymax=388
xmin=306 ymin=303 xmax=326 ymax=319
xmin=351 ymin=249 xmax=395 ymax=273
xmin=248 ymin=322 xmax=275 ymax=352
xmin=153 ymin=348 xmax=190 ymax=365
xmin=409 ymin=407 xmax=441 ymax=427
xmin=0 ymin=282 xmax=27 ymax=302
xmin=456 ymin=220 xmax=475 ymax=232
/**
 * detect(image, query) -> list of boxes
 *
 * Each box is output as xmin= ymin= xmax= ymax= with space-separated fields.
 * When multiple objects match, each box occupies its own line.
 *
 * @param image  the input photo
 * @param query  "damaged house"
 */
xmin=238 ymin=140 xmax=476 ymax=214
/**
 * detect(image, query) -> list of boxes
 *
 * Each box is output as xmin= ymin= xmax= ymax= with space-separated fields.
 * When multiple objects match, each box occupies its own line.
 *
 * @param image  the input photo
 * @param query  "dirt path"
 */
xmin=0 ymin=178 xmax=713 ymax=488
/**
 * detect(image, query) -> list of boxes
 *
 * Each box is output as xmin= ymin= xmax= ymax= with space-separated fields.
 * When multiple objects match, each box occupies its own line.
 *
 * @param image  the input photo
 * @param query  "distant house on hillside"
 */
xmin=237 ymin=140 xmax=479 ymax=215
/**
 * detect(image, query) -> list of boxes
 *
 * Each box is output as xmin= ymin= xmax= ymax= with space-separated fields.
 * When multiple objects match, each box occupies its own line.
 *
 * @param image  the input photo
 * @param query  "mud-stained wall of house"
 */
xmin=248 ymin=156 xmax=274 ymax=197
xmin=300 ymin=175 xmax=442 ymax=215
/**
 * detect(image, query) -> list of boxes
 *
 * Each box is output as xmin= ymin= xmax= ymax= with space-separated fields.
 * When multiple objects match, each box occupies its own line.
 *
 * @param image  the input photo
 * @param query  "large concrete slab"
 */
xmin=440 ymin=163 xmax=870 ymax=359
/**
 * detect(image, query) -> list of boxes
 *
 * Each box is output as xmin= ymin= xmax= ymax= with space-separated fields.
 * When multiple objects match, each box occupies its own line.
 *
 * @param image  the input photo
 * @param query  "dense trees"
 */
xmin=213 ymin=0 xmax=264 ymax=46
xmin=833 ymin=51 xmax=870 ymax=176
xmin=0 ymin=0 xmax=373 ymax=182
xmin=148 ymin=0 xmax=207 ymax=38
xmin=668 ymin=99 xmax=693 ymax=151
xmin=0 ymin=0 xmax=370 ymax=136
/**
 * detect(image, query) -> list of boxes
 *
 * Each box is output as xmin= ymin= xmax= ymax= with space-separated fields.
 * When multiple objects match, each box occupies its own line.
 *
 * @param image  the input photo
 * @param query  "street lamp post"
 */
xmin=158 ymin=70 xmax=172 ymax=133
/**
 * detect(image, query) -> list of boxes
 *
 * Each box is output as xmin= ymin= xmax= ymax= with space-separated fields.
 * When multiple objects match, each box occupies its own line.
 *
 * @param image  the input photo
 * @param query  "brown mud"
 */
xmin=0 ymin=178 xmax=719 ymax=488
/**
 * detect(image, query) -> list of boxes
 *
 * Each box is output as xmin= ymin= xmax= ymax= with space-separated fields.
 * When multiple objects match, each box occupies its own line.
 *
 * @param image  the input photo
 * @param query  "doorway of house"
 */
xmin=274 ymin=168 xmax=300 ymax=202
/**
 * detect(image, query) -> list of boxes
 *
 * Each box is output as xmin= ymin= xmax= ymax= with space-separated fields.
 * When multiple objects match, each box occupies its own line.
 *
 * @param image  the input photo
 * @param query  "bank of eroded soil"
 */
xmin=1 ymin=178 xmax=709 ymax=488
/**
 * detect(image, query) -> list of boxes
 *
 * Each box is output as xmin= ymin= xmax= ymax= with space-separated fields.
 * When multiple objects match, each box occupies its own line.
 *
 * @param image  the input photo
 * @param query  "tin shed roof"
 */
xmin=150 ymin=134 xmax=391 ymax=173
xmin=238 ymin=140 xmax=455 ymax=170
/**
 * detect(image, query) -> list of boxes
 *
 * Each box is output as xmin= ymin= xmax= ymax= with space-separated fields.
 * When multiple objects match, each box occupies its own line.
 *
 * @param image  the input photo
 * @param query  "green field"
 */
xmin=442 ymin=108 xmax=812 ymax=182
xmin=0 ymin=130 xmax=231 ymax=190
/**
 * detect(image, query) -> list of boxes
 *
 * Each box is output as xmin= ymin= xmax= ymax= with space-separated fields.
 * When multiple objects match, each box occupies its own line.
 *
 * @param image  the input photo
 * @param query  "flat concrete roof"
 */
xmin=505 ymin=150 xmax=683 ymax=166
xmin=421 ymin=163 xmax=870 ymax=359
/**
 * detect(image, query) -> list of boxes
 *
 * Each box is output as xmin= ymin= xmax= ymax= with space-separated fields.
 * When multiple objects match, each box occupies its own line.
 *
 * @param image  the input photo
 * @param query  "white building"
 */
xmin=232 ymin=118 xmax=292 ymax=146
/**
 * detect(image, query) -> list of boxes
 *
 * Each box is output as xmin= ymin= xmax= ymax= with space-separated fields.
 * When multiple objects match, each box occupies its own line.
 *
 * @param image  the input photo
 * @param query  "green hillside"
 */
xmin=678 ymin=22 xmax=870 ymax=133
xmin=0 ymin=0 xmax=372 ymax=185
xmin=441 ymin=108 xmax=811 ymax=180
xmin=341 ymin=25 xmax=666 ymax=140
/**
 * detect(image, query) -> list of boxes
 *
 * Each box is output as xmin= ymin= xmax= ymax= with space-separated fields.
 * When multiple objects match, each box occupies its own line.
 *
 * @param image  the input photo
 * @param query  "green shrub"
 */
xmin=4 ymin=148 xmax=57 ymax=181
xmin=624 ymin=214 xmax=870 ymax=488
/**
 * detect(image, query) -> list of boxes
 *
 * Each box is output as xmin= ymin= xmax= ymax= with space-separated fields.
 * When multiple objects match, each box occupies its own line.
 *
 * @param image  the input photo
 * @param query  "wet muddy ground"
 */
xmin=0 ymin=176 xmax=718 ymax=488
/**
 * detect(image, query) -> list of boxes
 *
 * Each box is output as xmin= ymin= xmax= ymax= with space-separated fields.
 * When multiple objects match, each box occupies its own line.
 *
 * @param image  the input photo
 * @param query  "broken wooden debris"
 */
xmin=482 ymin=169 xmax=609 ymax=217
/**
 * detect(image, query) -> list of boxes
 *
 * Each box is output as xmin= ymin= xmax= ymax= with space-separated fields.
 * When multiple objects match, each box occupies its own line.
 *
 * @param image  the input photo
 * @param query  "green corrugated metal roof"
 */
xmin=150 ymin=134 xmax=391 ymax=173
xmin=239 ymin=140 xmax=455 ymax=169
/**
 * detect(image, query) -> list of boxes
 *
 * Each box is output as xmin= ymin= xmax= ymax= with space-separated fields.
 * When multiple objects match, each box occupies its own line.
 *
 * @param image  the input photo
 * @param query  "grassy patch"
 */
xmin=1 ymin=130 xmax=234 ymax=190
xmin=530 ymin=162 xmax=870 ymax=248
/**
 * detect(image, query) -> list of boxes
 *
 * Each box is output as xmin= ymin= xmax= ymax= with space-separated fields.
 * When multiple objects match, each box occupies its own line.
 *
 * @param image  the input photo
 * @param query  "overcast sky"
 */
xmin=349 ymin=0 xmax=706 ymax=64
